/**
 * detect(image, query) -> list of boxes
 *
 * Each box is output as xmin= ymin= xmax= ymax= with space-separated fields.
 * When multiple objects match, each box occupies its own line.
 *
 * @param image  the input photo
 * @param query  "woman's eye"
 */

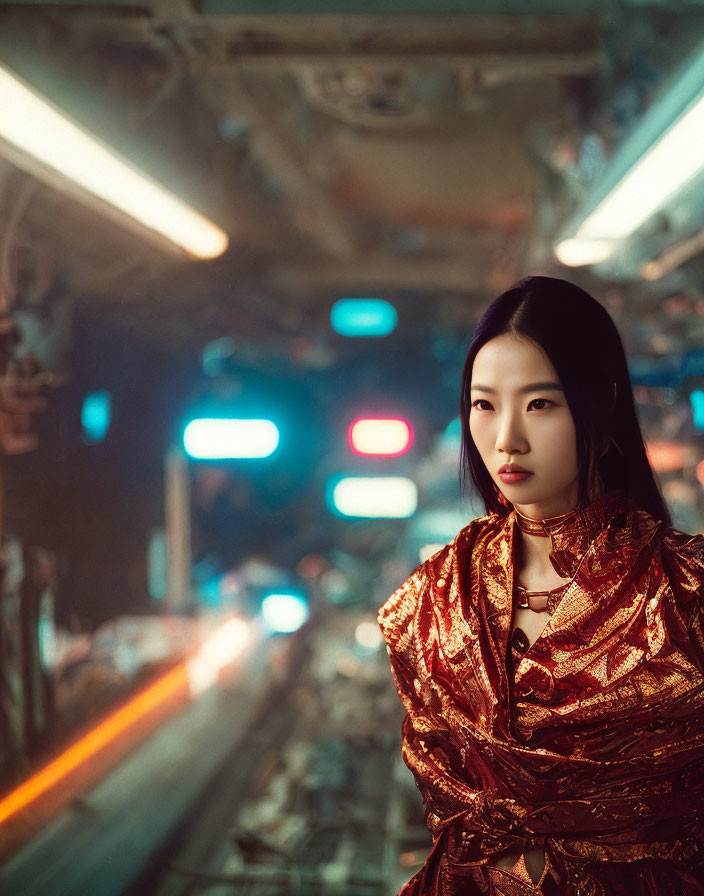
xmin=470 ymin=398 xmax=553 ymax=411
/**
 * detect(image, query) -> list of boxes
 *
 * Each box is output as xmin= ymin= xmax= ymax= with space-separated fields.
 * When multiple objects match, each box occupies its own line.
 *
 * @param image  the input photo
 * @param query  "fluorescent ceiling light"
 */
xmin=576 ymin=90 xmax=704 ymax=243
xmin=556 ymin=43 xmax=704 ymax=265
xmin=554 ymin=238 xmax=615 ymax=267
xmin=0 ymin=64 xmax=228 ymax=259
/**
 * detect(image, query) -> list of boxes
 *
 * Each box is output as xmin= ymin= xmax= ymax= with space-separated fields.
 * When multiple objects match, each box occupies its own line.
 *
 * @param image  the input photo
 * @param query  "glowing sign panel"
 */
xmin=330 ymin=476 xmax=417 ymax=519
xmin=183 ymin=418 xmax=279 ymax=459
xmin=331 ymin=299 xmax=398 ymax=337
xmin=348 ymin=418 xmax=413 ymax=456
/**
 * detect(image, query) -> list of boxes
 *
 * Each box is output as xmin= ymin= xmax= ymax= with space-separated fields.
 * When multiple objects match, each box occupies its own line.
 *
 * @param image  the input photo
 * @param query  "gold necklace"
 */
xmin=514 ymin=506 xmax=579 ymax=537
xmin=514 ymin=506 xmax=579 ymax=614
xmin=515 ymin=582 xmax=569 ymax=614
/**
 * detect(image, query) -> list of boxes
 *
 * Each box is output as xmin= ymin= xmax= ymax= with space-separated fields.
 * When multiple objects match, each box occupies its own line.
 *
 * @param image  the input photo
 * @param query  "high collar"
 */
xmin=506 ymin=489 xmax=633 ymax=578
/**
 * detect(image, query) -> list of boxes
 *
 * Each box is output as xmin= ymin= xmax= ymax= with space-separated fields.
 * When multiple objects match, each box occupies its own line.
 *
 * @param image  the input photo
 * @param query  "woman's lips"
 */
xmin=498 ymin=471 xmax=533 ymax=484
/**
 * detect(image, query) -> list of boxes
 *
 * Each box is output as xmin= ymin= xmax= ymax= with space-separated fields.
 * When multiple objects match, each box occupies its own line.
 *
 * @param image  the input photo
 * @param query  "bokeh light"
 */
xmin=81 ymin=390 xmax=112 ymax=443
xmin=348 ymin=418 xmax=413 ymax=456
xmin=330 ymin=298 xmax=398 ymax=337
xmin=261 ymin=592 xmax=309 ymax=633
xmin=329 ymin=476 xmax=418 ymax=518
xmin=183 ymin=418 xmax=279 ymax=459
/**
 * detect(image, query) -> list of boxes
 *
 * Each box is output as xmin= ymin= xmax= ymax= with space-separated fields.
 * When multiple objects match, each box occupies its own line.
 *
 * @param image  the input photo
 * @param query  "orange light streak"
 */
xmin=0 ymin=663 xmax=189 ymax=826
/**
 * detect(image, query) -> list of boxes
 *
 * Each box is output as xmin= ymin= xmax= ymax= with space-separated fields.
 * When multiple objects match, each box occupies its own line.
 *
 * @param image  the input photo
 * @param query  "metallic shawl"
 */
xmin=378 ymin=491 xmax=704 ymax=895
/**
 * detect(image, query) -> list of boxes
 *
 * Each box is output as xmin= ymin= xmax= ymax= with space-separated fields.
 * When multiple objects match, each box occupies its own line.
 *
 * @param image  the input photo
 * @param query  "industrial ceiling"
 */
xmin=1 ymin=1 xmax=703 ymax=365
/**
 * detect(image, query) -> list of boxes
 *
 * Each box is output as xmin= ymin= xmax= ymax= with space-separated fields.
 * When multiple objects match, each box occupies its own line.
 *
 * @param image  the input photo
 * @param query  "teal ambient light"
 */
xmin=330 ymin=299 xmax=398 ymax=337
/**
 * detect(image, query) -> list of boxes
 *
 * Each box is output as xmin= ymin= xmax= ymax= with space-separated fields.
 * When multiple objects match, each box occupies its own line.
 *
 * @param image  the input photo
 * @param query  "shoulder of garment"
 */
xmin=658 ymin=524 xmax=704 ymax=620
xmin=377 ymin=512 xmax=503 ymax=665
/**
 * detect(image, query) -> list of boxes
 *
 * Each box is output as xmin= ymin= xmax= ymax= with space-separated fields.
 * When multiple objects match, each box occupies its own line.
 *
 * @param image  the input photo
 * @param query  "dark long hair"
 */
xmin=459 ymin=276 xmax=671 ymax=525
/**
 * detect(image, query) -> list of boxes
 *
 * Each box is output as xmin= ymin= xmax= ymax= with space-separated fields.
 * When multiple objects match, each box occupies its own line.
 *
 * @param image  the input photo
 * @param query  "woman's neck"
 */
xmin=517 ymin=528 xmax=558 ymax=579
xmin=512 ymin=491 xmax=582 ymax=575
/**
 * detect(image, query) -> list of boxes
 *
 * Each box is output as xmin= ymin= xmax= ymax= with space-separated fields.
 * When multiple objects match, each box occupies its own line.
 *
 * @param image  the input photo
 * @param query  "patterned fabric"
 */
xmin=378 ymin=490 xmax=704 ymax=895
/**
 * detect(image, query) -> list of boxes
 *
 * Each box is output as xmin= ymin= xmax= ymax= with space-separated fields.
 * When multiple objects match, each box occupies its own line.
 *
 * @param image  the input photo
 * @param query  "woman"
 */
xmin=378 ymin=276 xmax=704 ymax=895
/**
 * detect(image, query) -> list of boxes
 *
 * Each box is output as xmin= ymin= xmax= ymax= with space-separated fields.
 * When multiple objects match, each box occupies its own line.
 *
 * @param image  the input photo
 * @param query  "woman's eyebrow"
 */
xmin=470 ymin=382 xmax=564 ymax=394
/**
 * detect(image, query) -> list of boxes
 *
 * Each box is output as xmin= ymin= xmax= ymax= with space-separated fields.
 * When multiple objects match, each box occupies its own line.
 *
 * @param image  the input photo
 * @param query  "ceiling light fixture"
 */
xmin=0 ymin=64 xmax=229 ymax=259
xmin=556 ymin=41 xmax=704 ymax=266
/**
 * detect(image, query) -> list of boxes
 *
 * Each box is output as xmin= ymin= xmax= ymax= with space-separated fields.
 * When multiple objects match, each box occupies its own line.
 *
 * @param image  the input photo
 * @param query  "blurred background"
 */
xmin=0 ymin=1 xmax=703 ymax=894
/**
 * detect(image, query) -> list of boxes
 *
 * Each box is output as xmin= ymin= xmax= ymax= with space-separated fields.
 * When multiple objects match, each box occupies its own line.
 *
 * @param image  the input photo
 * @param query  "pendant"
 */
xmin=511 ymin=627 xmax=530 ymax=654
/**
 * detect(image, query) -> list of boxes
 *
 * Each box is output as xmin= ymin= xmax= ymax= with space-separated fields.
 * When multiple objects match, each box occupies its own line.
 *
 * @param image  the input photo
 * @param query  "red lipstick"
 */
xmin=498 ymin=463 xmax=532 ymax=484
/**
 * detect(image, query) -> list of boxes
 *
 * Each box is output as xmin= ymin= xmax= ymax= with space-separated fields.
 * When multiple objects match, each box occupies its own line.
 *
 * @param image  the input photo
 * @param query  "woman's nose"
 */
xmin=495 ymin=413 xmax=528 ymax=455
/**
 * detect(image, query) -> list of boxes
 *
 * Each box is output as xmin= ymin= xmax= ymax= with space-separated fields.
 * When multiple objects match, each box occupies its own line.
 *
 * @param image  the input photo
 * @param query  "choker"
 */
xmin=514 ymin=506 xmax=579 ymax=537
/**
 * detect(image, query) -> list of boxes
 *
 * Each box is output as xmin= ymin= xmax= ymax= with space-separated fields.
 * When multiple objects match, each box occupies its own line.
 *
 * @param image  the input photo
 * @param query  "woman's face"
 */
xmin=469 ymin=332 xmax=580 ymax=518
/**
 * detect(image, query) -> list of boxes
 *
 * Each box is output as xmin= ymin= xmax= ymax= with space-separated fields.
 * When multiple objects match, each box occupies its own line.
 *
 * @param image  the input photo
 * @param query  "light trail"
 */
xmin=0 ymin=615 xmax=252 ymax=831
xmin=0 ymin=664 xmax=190 ymax=826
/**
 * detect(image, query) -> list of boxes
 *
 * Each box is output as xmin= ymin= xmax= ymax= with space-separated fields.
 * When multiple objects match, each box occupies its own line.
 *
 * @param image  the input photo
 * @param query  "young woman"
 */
xmin=379 ymin=277 xmax=704 ymax=895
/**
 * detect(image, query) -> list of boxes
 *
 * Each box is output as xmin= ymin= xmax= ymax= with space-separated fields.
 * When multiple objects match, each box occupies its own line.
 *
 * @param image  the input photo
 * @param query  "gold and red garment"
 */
xmin=378 ymin=490 xmax=704 ymax=895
